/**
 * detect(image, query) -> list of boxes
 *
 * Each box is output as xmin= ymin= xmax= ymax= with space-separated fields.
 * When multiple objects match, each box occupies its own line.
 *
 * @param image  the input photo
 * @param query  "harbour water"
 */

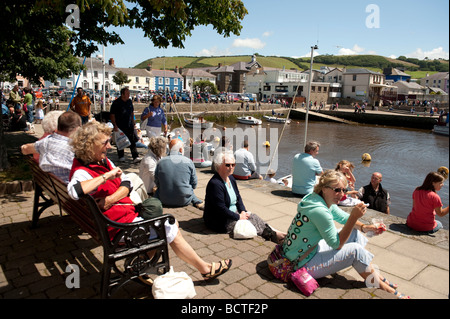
xmin=181 ymin=119 xmax=449 ymax=229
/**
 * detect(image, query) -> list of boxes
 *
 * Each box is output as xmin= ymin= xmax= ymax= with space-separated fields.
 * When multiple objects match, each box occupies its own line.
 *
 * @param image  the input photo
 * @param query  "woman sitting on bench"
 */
xmin=67 ymin=122 xmax=232 ymax=282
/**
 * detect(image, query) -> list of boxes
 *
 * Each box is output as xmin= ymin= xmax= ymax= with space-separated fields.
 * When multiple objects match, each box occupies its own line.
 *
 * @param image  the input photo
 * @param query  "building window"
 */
xmin=353 ymin=75 xmax=357 ymax=81
xmin=135 ymin=77 xmax=139 ymax=83
xmin=165 ymin=78 xmax=170 ymax=85
xmin=311 ymin=86 xmax=315 ymax=92
xmin=146 ymin=77 xmax=150 ymax=84
xmin=174 ymin=78 xmax=178 ymax=85
xmin=94 ymin=71 xmax=98 ymax=78
xmin=159 ymin=78 xmax=163 ymax=85
xmin=105 ymin=72 xmax=109 ymax=79
xmin=318 ymin=87 xmax=321 ymax=92
xmin=263 ymin=85 xmax=271 ymax=91
xmin=83 ymin=70 xmax=87 ymax=77
xmin=352 ymin=86 xmax=356 ymax=92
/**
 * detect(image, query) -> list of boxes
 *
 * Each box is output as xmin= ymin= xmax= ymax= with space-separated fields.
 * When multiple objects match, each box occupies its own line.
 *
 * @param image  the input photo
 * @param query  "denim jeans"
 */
xmin=304 ymin=229 xmax=374 ymax=279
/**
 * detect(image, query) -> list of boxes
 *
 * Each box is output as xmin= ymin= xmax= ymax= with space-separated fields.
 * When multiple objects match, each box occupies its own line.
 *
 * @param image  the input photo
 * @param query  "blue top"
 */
xmin=141 ymin=105 xmax=167 ymax=128
xmin=154 ymin=152 xmax=197 ymax=207
xmin=282 ymin=192 xmax=349 ymax=269
xmin=292 ymin=153 xmax=322 ymax=195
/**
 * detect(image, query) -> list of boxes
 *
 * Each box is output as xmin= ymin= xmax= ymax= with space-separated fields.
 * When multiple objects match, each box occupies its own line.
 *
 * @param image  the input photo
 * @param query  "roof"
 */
xmin=393 ymin=81 xmax=424 ymax=89
xmin=344 ymin=68 xmax=383 ymax=75
xmin=118 ymin=68 xmax=153 ymax=77
xmin=150 ymin=69 xmax=183 ymax=78
xmin=182 ymin=68 xmax=216 ymax=78
xmin=389 ymin=68 xmax=411 ymax=77
xmin=78 ymin=57 xmax=119 ymax=72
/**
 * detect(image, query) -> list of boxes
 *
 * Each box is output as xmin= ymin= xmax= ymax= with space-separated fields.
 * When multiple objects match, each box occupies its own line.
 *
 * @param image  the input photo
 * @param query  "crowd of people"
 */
xmin=13 ymin=83 xmax=448 ymax=299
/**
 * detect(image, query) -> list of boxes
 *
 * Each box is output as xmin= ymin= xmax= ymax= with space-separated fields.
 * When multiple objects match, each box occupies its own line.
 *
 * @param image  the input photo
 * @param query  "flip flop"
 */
xmin=382 ymin=277 xmax=398 ymax=289
xmin=202 ymin=259 xmax=232 ymax=280
xmin=394 ymin=290 xmax=411 ymax=299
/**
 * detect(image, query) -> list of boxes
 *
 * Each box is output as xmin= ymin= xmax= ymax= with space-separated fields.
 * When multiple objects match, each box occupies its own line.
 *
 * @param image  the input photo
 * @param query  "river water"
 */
xmin=175 ymin=119 xmax=449 ymax=229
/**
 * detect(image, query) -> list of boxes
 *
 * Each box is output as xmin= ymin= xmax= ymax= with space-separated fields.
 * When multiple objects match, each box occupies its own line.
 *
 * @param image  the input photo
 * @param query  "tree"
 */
xmin=0 ymin=0 xmax=247 ymax=170
xmin=193 ymin=80 xmax=218 ymax=94
xmin=112 ymin=71 xmax=131 ymax=88
xmin=1 ymin=0 xmax=248 ymax=83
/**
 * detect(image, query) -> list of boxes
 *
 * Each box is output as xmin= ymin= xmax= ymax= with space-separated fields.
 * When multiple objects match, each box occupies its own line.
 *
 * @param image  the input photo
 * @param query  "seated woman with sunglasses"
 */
xmin=203 ymin=150 xmax=286 ymax=243
xmin=67 ymin=122 xmax=232 ymax=281
xmin=282 ymin=170 xmax=410 ymax=299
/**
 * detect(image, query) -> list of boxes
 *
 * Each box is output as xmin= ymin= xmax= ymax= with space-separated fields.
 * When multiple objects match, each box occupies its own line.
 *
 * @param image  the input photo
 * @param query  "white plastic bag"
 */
xmin=233 ymin=219 xmax=258 ymax=239
xmin=152 ymin=266 xmax=196 ymax=299
xmin=114 ymin=129 xmax=131 ymax=150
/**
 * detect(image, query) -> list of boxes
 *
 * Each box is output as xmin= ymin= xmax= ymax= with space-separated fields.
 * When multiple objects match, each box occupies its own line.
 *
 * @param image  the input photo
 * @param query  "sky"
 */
xmin=95 ymin=0 xmax=449 ymax=68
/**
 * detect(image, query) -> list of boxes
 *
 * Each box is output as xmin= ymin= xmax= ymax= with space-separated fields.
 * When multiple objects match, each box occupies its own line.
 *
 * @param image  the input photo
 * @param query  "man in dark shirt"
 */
xmin=358 ymin=172 xmax=391 ymax=214
xmin=110 ymin=87 xmax=141 ymax=163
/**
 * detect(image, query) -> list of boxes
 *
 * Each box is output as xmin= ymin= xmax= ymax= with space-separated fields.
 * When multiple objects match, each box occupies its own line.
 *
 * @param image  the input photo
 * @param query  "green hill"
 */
xmin=135 ymin=55 xmax=301 ymax=70
xmin=134 ymin=54 xmax=448 ymax=78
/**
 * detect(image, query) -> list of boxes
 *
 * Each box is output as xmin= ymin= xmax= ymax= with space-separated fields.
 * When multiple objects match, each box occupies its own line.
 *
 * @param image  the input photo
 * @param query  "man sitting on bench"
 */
xmin=21 ymin=111 xmax=82 ymax=184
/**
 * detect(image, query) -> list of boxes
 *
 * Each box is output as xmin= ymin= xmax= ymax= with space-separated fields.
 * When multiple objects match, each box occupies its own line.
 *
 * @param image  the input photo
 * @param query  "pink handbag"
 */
xmin=290 ymin=267 xmax=319 ymax=296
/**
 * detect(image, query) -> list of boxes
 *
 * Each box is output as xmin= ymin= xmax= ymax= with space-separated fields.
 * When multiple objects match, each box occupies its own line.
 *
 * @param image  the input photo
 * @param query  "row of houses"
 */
xmin=6 ymin=55 xmax=449 ymax=106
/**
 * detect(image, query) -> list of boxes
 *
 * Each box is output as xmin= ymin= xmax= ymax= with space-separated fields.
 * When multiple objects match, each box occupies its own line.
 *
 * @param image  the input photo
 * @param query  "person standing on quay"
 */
xmin=70 ymin=87 xmax=92 ymax=124
xmin=292 ymin=141 xmax=323 ymax=197
xmin=110 ymin=87 xmax=141 ymax=163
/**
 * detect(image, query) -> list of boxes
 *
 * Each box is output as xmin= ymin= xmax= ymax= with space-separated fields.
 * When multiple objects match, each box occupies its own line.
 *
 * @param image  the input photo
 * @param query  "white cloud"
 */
xmin=232 ymin=38 xmax=266 ymax=50
xmin=406 ymin=47 xmax=449 ymax=60
xmin=262 ymin=31 xmax=273 ymax=37
xmin=195 ymin=47 xmax=232 ymax=57
xmin=338 ymin=44 xmax=365 ymax=55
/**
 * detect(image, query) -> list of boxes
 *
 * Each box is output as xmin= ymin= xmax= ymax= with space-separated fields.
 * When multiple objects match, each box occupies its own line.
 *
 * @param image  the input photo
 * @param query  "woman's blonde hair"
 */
xmin=314 ymin=170 xmax=348 ymax=195
xmin=335 ymin=160 xmax=354 ymax=171
xmin=70 ymin=122 xmax=112 ymax=164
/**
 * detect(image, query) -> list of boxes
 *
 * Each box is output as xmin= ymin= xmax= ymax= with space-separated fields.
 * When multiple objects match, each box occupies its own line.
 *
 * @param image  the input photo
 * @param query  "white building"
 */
xmin=181 ymin=68 xmax=216 ymax=92
xmin=43 ymin=57 xmax=120 ymax=92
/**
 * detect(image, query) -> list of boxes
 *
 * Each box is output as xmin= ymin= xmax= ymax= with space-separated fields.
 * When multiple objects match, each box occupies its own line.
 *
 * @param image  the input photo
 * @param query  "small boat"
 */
xmin=184 ymin=116 xmax=214 ymax=129
xmin=432 ymin=113 xmax=449 ymax=136
xmin=263 ymin=115 xmax=291 ymax=124
xmin=237 ymin=116 xmax=262 ymax=125
xmin=433 ymin=124 xmax=449 ymax=136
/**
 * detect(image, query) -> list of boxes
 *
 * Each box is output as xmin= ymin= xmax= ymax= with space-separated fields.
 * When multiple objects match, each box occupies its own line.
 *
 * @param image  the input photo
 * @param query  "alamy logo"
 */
xmin=365 ymin=4 xmax=380 ymax=29
xmin=65 ymin=264 xmax=80 ymax=289
xmin=66 ymin=4 xmax=80 ymax=29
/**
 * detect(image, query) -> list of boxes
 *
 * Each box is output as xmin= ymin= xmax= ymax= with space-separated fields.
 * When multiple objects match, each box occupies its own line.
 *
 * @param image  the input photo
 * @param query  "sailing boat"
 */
xmin=183 ymin=92 xmax=214 ymax=129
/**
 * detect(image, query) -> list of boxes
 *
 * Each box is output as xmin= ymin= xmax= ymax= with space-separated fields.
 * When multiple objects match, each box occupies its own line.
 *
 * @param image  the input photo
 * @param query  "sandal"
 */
xmin=394 ymin=291 xmax=411 ymax=299
xmin=202 ymin=259 xmax=232 ymax=280
xmin=382 ymin=277 xmax=398 ymax=289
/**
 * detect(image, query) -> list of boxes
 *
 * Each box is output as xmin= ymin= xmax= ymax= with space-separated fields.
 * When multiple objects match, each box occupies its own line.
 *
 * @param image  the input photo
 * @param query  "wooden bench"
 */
xmin=25 ymin=156 xmax=175 ymax=298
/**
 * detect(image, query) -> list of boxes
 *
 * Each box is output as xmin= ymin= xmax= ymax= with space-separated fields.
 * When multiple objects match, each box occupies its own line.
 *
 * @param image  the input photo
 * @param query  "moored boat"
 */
xmin=184 ymin=116 xmax=214 ymax=129
xmin=237 ymin=116 xmax=262 ymax=125
xmin=433 ymin=124 xmax=449 ymax=136
xmin=263 ymin=115 xmax=291 ymax=124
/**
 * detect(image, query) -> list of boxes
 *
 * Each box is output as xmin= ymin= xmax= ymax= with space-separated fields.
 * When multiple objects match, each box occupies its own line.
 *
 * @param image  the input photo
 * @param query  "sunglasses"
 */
xmin=101 ymin=138 xmax=111 ymax=146
xmin=326 ymin=186 xmax=348 ymax=194
xmin=225 ymin=163 xmax=236 ymax=168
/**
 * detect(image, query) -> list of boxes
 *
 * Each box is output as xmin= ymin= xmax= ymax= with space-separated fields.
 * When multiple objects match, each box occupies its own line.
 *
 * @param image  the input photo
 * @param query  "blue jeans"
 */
xmin=304 ymin=229 xmax=374 ymax=279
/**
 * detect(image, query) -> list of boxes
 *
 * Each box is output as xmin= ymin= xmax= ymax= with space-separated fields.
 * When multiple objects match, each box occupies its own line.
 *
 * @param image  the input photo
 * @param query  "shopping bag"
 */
xmin=233 ymin=219 xmax=257 ymax=239
xmin=267 ymin=244 xmax=293 ymax=282
xmin=114 ymin=129 xmax=131 ymax=150
xmin=152 ymin=266 xmax=196 ymax=299
xmin=290 ymin=267 xmax=319 ymax=296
